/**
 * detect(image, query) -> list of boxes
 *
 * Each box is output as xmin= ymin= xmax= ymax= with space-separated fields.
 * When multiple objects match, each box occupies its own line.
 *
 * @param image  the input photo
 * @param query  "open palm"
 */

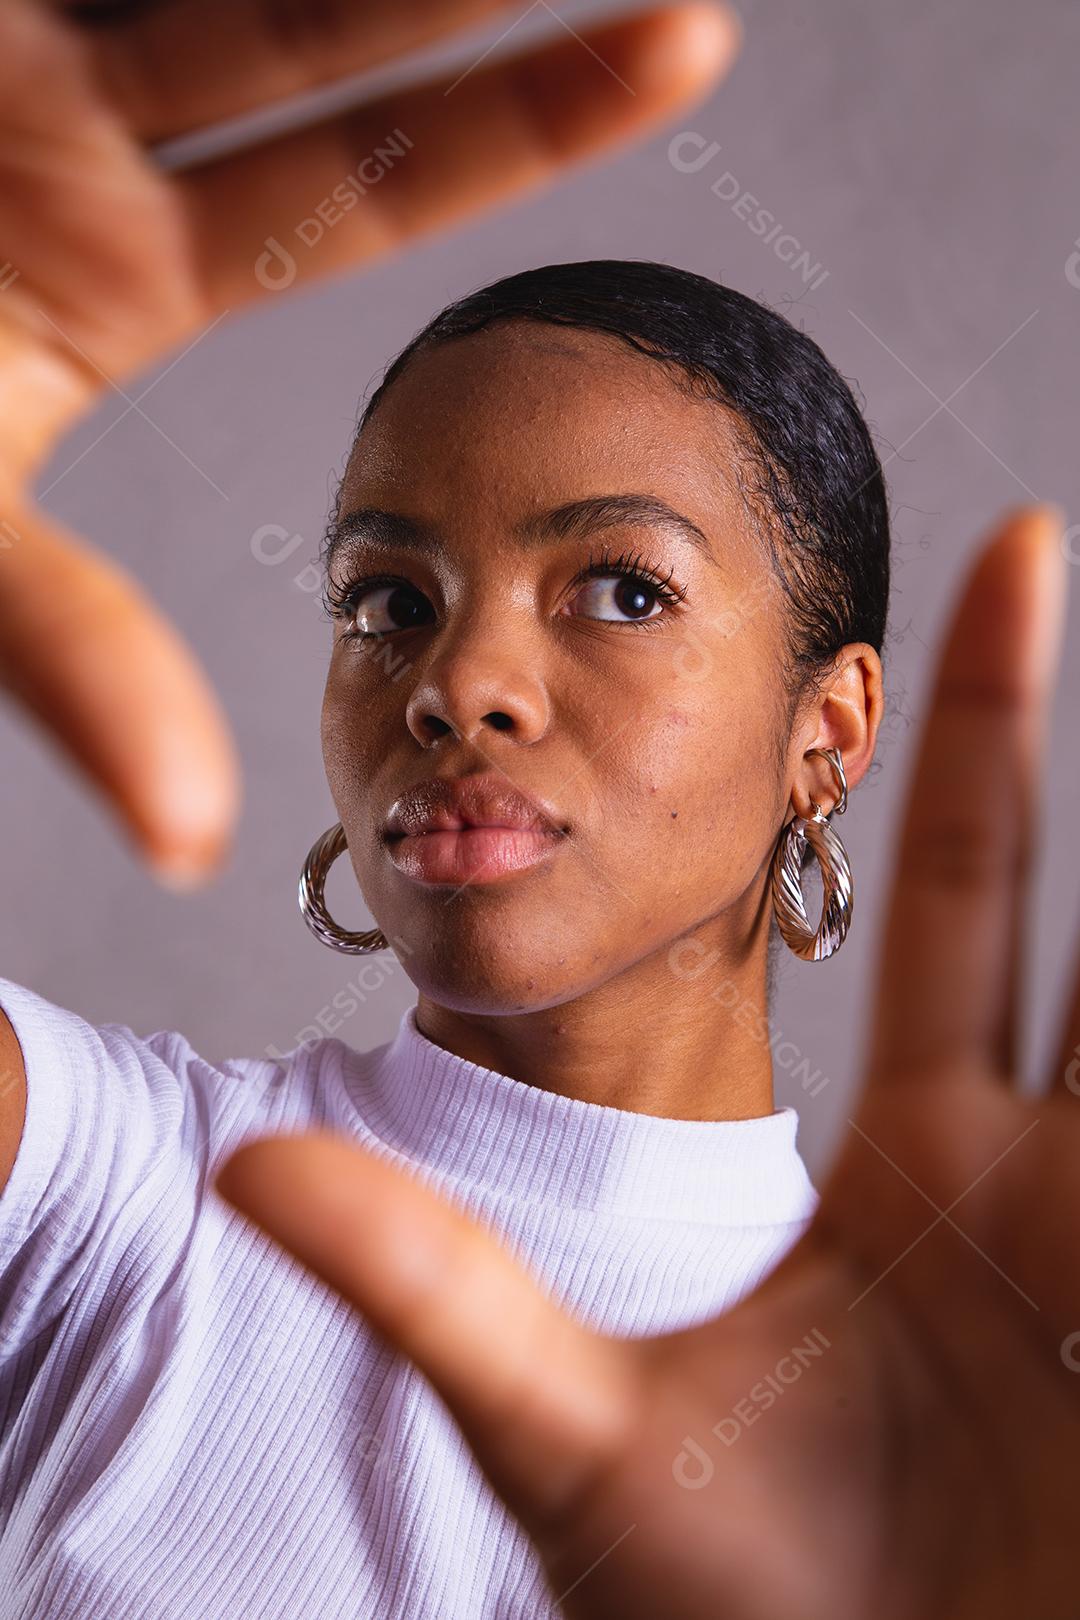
xmin=0 ymin=0 xmax=736 ymax=880
xmin=217 ymin=504 xmax=1080 ymax=1618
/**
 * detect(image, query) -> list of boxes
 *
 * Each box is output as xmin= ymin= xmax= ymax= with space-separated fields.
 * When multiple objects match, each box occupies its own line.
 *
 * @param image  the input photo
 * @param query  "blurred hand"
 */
xmin=217 ymin=504 xmax=1080 ymax=1617
xmin=0 ymin=0 xmax=739 ymax=884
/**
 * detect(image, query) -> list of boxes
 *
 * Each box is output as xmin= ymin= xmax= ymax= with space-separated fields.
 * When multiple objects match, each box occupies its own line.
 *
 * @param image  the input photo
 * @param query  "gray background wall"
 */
xmin=4 ymin=0 xmax=1079 ymax=1181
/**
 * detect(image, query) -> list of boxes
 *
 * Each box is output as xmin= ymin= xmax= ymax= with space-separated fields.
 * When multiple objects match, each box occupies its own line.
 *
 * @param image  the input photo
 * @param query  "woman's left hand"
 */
xmin=216 ymin=502 xmax=1080 ymax=1619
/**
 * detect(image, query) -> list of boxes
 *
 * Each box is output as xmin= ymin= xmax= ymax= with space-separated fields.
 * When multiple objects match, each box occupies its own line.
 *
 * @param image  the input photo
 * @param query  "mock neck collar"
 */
xmin=338 ymin=1006 xmax=818 ymax=1226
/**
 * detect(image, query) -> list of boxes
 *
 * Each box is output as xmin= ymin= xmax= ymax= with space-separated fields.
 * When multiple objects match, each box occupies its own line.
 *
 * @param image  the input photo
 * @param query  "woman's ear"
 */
xmin=789 ymin=644 xmax=883 ymax=819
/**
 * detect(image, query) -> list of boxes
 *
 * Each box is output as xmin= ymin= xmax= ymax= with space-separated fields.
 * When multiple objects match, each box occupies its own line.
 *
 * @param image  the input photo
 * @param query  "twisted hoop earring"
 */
xmin=299 ymin=822 xmax=388 ymax=954
xmin=770 ymin=745 xmax=853 ymax=962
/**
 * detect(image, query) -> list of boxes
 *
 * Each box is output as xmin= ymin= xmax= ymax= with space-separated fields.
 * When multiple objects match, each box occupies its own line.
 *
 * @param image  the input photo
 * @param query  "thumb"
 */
xmin=213 ymin=1130 xmax=638 ymax=1534
xmin=0 ymin=496 xmax=240 ymax=885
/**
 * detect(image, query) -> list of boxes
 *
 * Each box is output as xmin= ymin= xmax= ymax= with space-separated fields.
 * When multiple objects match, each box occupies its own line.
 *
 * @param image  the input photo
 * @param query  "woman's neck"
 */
xmin=415 ymin=946 xmax=776 ymax=1122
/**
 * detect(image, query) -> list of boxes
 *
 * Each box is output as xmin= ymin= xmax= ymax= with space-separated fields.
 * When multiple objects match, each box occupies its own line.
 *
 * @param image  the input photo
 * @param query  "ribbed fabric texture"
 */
xmin=0 ymin=974 xmax=819 ymax=1619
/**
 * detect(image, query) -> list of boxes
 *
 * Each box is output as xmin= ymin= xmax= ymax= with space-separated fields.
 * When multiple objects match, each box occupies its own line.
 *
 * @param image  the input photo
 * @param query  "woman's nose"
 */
xmin=404 ymin=630 xmax=550 ymax=748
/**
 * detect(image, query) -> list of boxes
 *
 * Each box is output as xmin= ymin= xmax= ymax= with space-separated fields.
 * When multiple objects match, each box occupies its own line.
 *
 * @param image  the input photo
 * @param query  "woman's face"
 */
xmin=321 ymin=323 xmax=800 ymax=1014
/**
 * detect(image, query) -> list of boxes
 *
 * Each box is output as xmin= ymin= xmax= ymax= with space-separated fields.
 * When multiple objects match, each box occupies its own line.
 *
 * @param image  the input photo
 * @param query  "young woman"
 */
xmin=2 ymin=10 xmax=1078 ymax=1620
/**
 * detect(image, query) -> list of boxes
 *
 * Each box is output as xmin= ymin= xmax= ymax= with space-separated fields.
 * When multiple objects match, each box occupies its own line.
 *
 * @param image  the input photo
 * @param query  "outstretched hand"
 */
xmin=216 ymin=503 xmax=1080 ymax=1618
xmin=0 ymin=0 xmax=738 ymax=883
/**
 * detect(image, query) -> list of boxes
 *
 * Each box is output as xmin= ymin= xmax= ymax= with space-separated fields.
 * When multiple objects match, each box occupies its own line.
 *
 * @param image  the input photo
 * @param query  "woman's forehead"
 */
xmin=343 ymin=326 xmax=749 ymax=520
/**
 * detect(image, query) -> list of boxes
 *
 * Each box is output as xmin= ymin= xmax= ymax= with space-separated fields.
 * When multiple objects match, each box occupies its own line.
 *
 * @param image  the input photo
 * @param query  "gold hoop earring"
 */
xmin=298 ymin=822 xmax=388 ymax=954
xmin=770 ymin=746 xmax=853 ymax=962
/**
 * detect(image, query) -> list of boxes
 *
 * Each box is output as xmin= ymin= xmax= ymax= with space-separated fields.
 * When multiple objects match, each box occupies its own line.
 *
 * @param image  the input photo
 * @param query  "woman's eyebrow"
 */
xmin=515 ymin=494 xmax=714 ymax=556
xmin=324 ymin=493 xmax=714 ymax=570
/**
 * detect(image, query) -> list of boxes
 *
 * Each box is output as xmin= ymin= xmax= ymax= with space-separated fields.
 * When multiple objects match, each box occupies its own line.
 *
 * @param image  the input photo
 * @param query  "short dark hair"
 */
xmin=340 ymin=259 xmax=892 ymax=1000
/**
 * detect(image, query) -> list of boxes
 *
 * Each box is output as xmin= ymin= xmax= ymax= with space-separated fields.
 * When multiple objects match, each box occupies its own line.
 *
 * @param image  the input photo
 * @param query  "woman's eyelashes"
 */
xmin=326 ymin=551 xmax=687 ymax=639
xmin=563 ymin=551 xmax=686 ymax=624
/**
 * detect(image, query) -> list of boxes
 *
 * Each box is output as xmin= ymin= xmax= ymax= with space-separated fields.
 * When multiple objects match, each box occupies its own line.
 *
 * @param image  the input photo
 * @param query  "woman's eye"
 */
xmin=350 ymin=582 xmax=434 ymax=635
xmin=568 ymin=574 xmax=665 ymax=622
xmin=340 ymin=568 xmax=671 ymax=632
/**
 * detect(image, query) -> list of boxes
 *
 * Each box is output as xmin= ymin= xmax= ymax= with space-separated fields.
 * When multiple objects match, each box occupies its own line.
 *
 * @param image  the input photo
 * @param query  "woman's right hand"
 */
xmin=0 ymin=0 xmax=739 ymax=885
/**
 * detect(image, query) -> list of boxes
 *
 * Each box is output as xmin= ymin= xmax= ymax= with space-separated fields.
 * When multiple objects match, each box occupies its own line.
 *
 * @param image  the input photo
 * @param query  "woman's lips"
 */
xmin=386 ymin=824 xmax=563 ymax=886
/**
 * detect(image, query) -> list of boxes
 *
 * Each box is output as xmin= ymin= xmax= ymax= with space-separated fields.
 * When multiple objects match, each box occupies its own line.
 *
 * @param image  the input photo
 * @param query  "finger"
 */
xmin=0 ymin=498 xmax=240 ymax=885
xmin=78 ymin=0 xmax=520 ymax=144
xmin=863 ymin=504 xmax=1068 ymax=1087
xmin=214 ymin=1130 xmax=638 ymax=1534
xmin=174 ymin=3 xmax=740 ymax=313
xmin=0 ymin=0 xmax=208 ymax=394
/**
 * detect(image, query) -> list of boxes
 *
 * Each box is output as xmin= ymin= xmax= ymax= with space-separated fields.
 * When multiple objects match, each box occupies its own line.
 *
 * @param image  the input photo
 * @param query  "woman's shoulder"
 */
xmin=0 ymin=973 xmax=391 ymax=1207
xmin=0 ymin=972 xmax=283 ymax=1136
xmin=0 ymin=972 xmax=348 ymax=1108
xmin=0 ymin=974 xmax=361 ymax=1359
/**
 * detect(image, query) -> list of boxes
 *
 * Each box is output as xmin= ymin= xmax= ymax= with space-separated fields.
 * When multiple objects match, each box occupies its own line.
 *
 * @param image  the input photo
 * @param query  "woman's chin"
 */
xmin=384 ymin=920 xmax=597 ymax=1017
